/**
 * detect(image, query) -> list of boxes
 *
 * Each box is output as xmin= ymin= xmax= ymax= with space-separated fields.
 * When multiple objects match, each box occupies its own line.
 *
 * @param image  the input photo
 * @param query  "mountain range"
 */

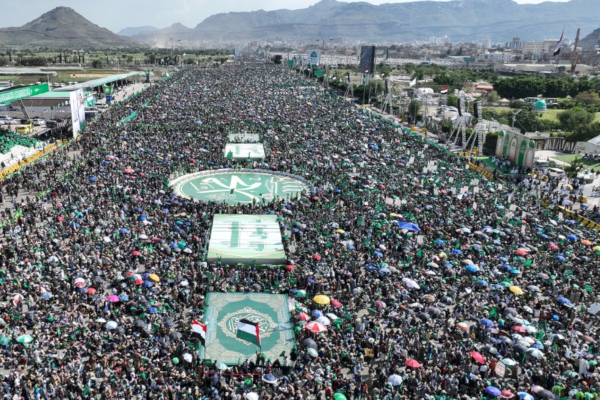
xmin=128 ymin=0 xmax=600 ymax=44
xmin=1 ymin=1 xmax=599 ymax=49
xmin=580 ymin=27 xmax=600 ymax=50
xmin=0 ymin=7 xmax=137 ymax=48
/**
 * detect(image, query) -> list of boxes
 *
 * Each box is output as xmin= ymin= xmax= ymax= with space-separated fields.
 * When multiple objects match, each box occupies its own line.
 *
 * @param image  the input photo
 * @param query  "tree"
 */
xmin=557 ymin=109 xmax=595 ymax=132
xmin=487 ymin=90 xmax=500 ymax=104
xmin=91 ymin=59 xmax=102 ymax=68
xmin=446 ymin=94 xmax=458 ymax=108
xmin=404 ymin=63 xmax=415 ymax=76
xmin=564 ymin=157 xmax=584 ymax=176
xmin=574 ymin=91 xmax=600 ymax=106
xmin=511 ymin=110 xmax=548 ymax=133
xmin=408 ymin=100 xmax=422 ymax=121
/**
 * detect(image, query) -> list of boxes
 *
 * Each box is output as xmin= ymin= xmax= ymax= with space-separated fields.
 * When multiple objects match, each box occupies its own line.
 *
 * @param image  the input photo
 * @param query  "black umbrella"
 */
xmin=134 ymin=320 xmax=147 ymax=328
xmin=427 ymin=307 xmax=442 ymax=316
xmin=93 ymin=276 xmax=105 ymax=283
xmin=513 ymin=344 xmax=528 ymax=354
xmin=505 ymin=308 xmax=518 ymax=316
xmin=170 ymin=332 xmax=182 ymax=340
xmin=537 ymin=389 xmax=556 ymax=399
xmin=303 ymin=338 xmax=318 ymax=349
xmin=416 ymin=312 xmax=431 ymax=321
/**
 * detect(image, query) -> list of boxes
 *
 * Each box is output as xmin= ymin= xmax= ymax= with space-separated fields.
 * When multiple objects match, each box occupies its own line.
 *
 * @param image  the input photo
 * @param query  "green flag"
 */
xmin=489 ymin=307 xmax=497 ymax=318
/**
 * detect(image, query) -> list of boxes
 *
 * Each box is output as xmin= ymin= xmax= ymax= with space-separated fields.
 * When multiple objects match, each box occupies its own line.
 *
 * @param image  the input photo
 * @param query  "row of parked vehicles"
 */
xmin=0 ymin=116 xmax=53 ymax=134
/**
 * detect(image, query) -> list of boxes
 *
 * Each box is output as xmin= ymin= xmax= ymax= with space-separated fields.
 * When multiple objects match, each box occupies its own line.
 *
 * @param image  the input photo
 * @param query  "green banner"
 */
xmin=0 ymin=83 xmax=49 ymax=104
xmin=314 ymin=70 xmax=325 ymax=77
xmin=102 ymin=85 xmax=114 ymax=96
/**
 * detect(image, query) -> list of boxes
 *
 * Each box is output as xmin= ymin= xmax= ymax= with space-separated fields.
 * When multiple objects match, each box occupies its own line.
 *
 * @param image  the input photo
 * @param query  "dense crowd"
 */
xmin=0 ymin=64 xmax=596 ymax=400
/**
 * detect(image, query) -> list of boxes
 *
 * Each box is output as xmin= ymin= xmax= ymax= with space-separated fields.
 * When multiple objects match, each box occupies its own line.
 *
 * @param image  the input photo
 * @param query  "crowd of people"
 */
xmin=0 ymin=64 xmax=596 ymax=400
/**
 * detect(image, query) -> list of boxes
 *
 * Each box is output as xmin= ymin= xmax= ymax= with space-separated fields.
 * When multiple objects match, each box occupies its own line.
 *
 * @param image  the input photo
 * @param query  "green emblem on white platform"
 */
xmin=224 ymin=143 xmax=265 ymax=160
xmin=207 ymin=214 xmax=286 ymax=266
xmin=171 ymin=169 xmax=308 ymax=205
xmin=217 ymin=307 xmax=277 ymax=343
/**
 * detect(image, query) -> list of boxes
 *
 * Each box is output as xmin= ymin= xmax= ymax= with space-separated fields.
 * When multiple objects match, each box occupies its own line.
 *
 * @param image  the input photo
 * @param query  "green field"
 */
xmin=553 ymin=155 xmax=600 ymax=171
xmin=485 ymin=107 xmax=600 ymax=123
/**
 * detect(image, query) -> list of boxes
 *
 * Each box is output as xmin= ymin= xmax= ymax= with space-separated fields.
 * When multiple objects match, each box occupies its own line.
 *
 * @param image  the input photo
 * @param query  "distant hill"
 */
xmin=0 ymin=7 xmax=139 ymax=48
xmin=117 ymin=26 xmax=159 ymax=37
xmin=580 ymin=27 xmax=600 ymax=50
xmin=138 ymin=0 xmax=600 ymax=44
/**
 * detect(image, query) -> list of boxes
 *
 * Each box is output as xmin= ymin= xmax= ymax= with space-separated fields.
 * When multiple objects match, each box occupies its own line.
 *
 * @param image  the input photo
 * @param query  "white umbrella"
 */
xmin=325 ymin=313 xmax=339 ymax=320
xmin=388 ymin=374 xmax=403 ymax=386
xmin=246 ymin=393 xmax=259 ymax=400
xmin=526 ymin=348 xmax=544 ymax=358
xmin=106 ymin=321 xmax=118 ymax=330
xmin=501 ymin=358 xmax=518 ymax=366
xmin=316 ymin=316 xmax=331 ymax=326
xmin=183 ymin=353 xmax=193 ymax=363
xmin=402 ymin=277 xmax=420 ymax=289
xmin=524 ymin=325 xmax=538 ymax=334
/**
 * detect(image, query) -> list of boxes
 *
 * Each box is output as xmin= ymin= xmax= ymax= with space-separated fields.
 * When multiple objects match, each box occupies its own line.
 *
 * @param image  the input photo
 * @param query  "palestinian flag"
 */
xmin=191 ymin=320 xmax=207 ymax=346
xmin=237 ymin=319 xmax=261 ymax=347
xmin=440 ymin=87 xmax=448 ymax=94
xmin=553 ymin=30 xmax=564 ymax=56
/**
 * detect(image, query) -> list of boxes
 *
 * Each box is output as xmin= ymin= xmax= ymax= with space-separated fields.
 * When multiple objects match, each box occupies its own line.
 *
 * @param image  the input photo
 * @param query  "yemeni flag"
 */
xmin=237 ymin=319 xmax=261 ymax=347
xmin=440 ymin=87 xmax=448 ymax=94
xmin=553 ymin=30 xmax=564 ymax=56
xmin=191 ymin=320 xmax=207 ymax=346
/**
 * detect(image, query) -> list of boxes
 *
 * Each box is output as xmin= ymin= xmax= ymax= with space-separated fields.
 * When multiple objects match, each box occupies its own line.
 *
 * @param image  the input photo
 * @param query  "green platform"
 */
xmin=207 ymin=214 xmax=286 ymax=266
xmin=201 ymin=292 xmax=295 ymax=365
xmin=171 ymin=170 xmax=309 ymax=205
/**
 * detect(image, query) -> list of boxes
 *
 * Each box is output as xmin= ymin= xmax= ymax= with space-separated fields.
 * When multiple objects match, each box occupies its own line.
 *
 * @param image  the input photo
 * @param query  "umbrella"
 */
xmin=0 ymin=337 xmax=10 ymax=346
xmin=316 ymin=316 xmax=331 ymax=325
xmin=480 ymin=318 xmax=494 ymax=327
xmin=397 ymin=222 xmax=420 ymax=232
xmin=303 ymin=338 xmax=318 ymax=349
xmin=262 ymin=374 xmax=277 ymax=384
xmin=485 ymin=386 xmax=502 ymax=397
xmin=313 ymin=295 xmax=330 ymax=305
xmin=16 ymin=335 xmax=33 ymax=344
xmin=388 ymin=374 xmax=403 ymax=386
xmin=526 ymin=348 xmax=544 ymax=358
xmin=405 ymin=359 xmax=421 ymax=368
xmin=465 ymin=264 xmax=480 ymax=272
xmin=537 ymin=390 xmax=555 ymax=400
xmin=297 ymin=312 xmax=310 ymax=321
xmin=470 ymin=351 xmax=485 ymax=364
xmin=106 ymin=295 xmax=119 ymax=303
xmin=247 ymin=394 xmax=259 ymax=400
xmin=105 ymin=321 xmax=118 ymax=330
xmin=305 ymin=321 xmax=327 ymax=333
xmin=331 ymin=300 xmax=342 ymax=308
xmin=375 ymin=300 xmax=387 ymax=309
xmin=517 ymin=393 xmax=534 ymax=400
xmin=216 ymin=362 xmax=228 ymax=371
xmin=307 ymin=348 xmax=319 ymax=357
xmin=311 ymin=310 xmax=324 ymax=318
xmin=456 ymin=322 xmax=470 ymax=331
xmin=510 ymin=286 xmax=524 ymax=295
xmin=149 ymin=274 xmax=160 ymax=283
xmin=183 ymin=353 xmax=193 ymax=363
xmin=402 ymin=277 xmax=420 ymax=289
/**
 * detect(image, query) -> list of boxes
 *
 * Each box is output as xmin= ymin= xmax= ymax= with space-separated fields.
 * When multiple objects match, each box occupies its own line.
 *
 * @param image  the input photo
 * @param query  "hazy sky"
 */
xmin=1 ymin=0 xmax=571 ymax=32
